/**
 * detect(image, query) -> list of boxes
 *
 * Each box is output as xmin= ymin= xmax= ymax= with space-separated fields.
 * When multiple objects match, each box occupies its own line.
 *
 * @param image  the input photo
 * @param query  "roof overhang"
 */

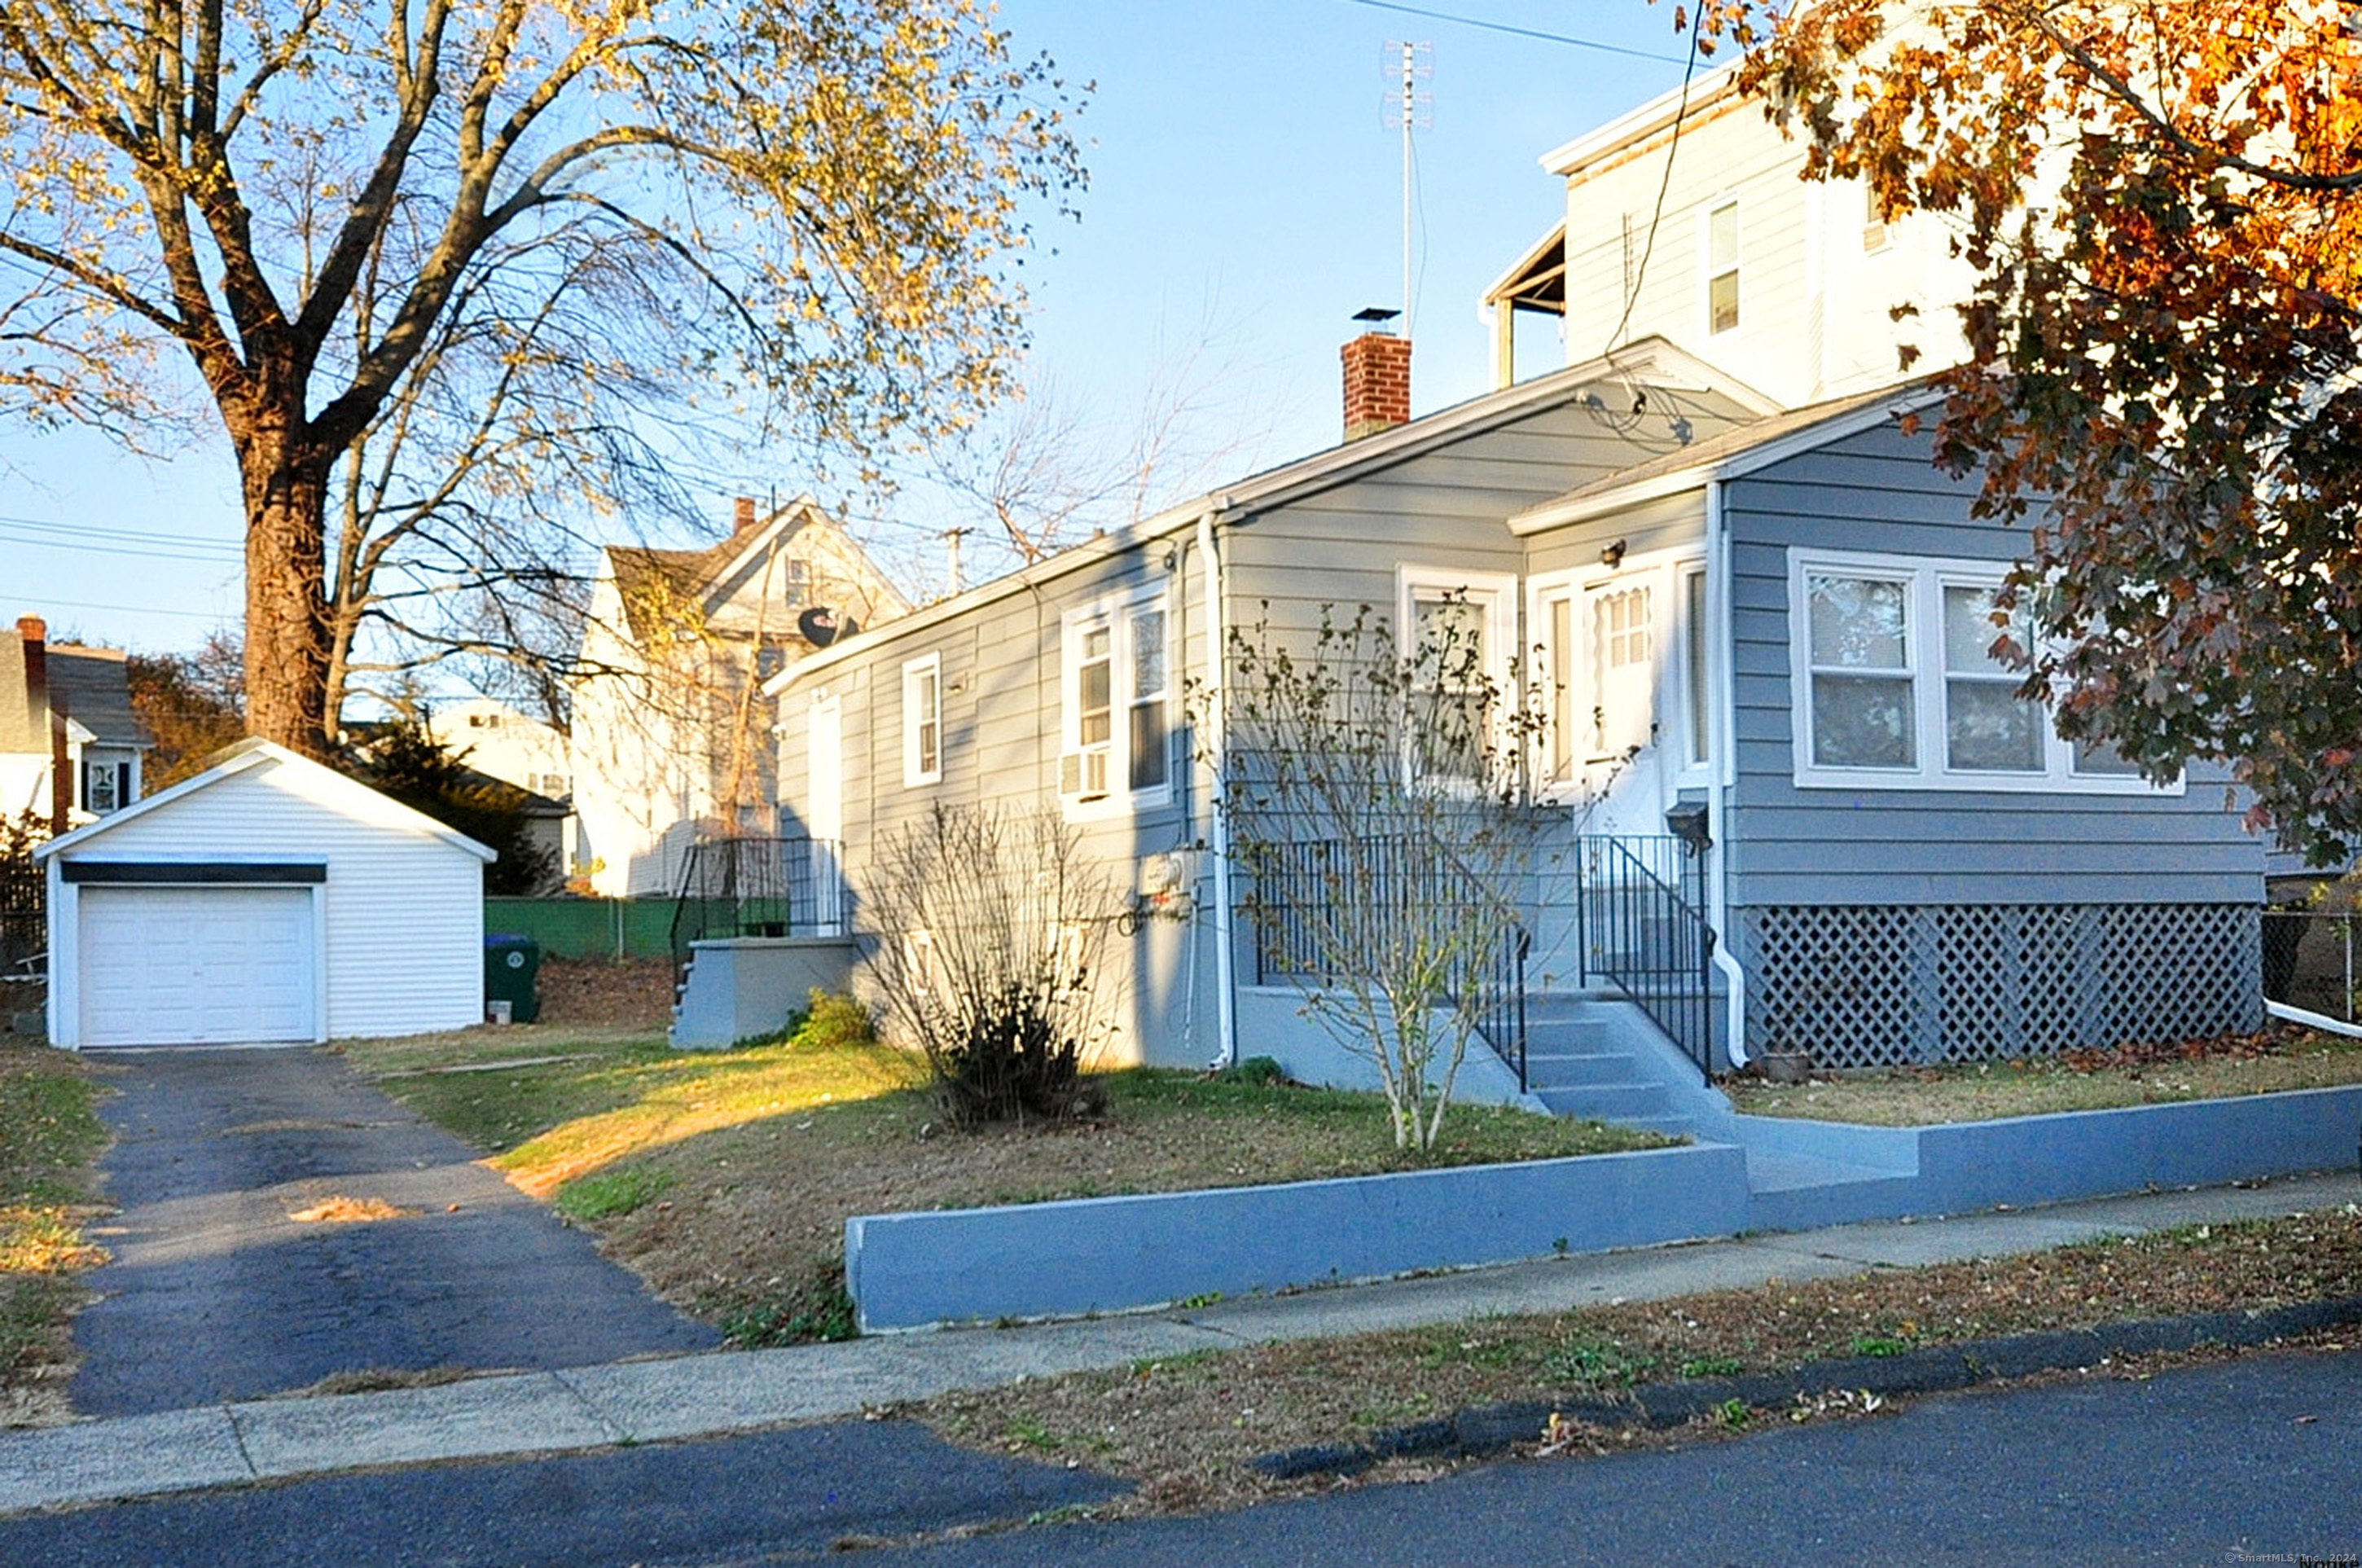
xmin=1509 ymin=384 xmax=1946 ymax=535
xmin=767 ymin=338 xmax=1782 ymax=697
xmin=1539 ymin=55 xmax=1745 ymax=178
xmin=1482 ymin=221 xmax=1567 ymax=316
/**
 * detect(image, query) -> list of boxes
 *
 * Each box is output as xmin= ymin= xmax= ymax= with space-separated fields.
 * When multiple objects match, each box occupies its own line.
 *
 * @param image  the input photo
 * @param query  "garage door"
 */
xmin=78 ymin=886 xmax=316 ymax=1047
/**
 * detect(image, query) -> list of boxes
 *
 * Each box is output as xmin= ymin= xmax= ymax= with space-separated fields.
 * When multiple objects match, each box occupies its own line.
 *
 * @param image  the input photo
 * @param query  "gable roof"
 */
xmin=34 ymin=738 xmax=497 ymax=863
xmin=1508 ymin=380 xmax=1946 ymax=534
xmin=770 ymin=336 xmax=1780 ymax=696
xmin=604 ymin=496 xmax=911 ymax=643
xmin=46 ymin=646 xmax=150 ymax=749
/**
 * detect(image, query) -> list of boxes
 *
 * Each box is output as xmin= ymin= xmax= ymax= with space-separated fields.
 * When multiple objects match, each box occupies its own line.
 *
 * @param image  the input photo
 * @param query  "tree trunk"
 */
xmin=238 ymin=411 xmax=336 ymax=758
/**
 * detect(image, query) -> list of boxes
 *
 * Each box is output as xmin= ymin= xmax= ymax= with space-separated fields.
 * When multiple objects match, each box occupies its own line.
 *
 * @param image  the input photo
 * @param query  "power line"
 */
xmin=5 ymin=595 xmax=235 ymax=622
xmin=1341 ymin=0 xmax=1692 ymax=65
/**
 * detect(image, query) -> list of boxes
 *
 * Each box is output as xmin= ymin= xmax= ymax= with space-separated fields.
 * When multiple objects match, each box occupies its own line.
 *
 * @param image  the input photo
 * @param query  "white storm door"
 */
xmin=79 ymin=885 xmax=315 ymax=1047
xmin=807 ymin=695 xmax=845 ymax=935
xmin=1582 ymin=573 xmax=1666 ymax=841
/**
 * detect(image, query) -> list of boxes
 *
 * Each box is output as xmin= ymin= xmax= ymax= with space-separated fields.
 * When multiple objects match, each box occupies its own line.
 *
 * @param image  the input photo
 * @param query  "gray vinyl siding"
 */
xmin=1722 ymin=420 xmax=2262 ymax=907
xmin=1523 ymin=489 xmax=1706 ymax=576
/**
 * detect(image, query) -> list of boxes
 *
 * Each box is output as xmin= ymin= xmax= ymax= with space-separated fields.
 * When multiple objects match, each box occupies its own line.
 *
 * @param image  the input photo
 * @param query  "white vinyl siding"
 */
xmin=1788 ymin=549 xmax=2179 ymax=795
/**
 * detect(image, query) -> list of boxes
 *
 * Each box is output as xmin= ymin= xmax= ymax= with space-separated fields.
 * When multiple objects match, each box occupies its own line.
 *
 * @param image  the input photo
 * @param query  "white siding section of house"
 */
xmin=1552 ymin=98 xmax=1974 ymax=405
xmin=59 ymin=760 xmax=485 ymax=1039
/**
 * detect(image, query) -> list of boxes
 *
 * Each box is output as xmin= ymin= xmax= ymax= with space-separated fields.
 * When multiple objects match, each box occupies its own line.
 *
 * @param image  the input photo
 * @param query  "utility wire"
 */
xmin=1341 ymin=0 xmax=1693 ymax=64
xmin=1603 ymin=18 xmax=1705 ymax=356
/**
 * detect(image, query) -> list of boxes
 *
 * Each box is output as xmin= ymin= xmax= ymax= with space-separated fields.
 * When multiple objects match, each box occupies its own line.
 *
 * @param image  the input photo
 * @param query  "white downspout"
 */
xmin=1706 ymin=477 xmax=1750 ymax=1068
xmin=1197 ymin=506 xmax=1240 ymax=1067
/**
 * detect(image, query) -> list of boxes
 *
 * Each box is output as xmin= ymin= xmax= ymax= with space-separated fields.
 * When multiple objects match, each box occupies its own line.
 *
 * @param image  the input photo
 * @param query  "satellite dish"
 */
xmin=798 ymin=607 xmax=841 ymax=646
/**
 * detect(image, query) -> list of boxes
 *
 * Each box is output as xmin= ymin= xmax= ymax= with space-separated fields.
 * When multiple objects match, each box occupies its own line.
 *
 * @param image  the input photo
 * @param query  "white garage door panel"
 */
xmin=80 ymin=887 xmax=316 ymax=1046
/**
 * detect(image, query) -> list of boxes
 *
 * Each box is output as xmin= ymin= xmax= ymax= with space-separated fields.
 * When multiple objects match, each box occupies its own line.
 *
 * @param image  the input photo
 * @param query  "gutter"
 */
xmin=1197 ymin=506 xmax=1240 ymax=1068
xmin=1706 ymin=478 xmax=1750 ymax=1068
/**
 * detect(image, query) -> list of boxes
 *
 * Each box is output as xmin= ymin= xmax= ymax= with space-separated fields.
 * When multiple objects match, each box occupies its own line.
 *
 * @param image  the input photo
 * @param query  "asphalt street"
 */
xmin=69 ymin=1047 xmax=715 ymax=1417
xmin=7 ymin=1344 xmax=2355 ymax=1566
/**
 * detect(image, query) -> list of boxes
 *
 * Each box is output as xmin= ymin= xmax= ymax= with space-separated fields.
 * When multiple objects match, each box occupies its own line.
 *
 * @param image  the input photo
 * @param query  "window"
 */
xmin=1706 ymin=198 xmax=1741 ymax=335
xmin=1858 ymin=180 xmax=1890 ymax=254
xmin=902 ymin=653 xmax=942 ymax=787
xmin=1789 ymin=550 xmax=2178 ymax=793
xmin=1060 ymin=591 xmax=1170 ymax=810
xmin=1399 ymin=568 xmax=1517 ymax=788
xmin=1682 ymin=564 xmax=1711 ymax=771
xmin=81 ymin=757 xmax=130 ymax=815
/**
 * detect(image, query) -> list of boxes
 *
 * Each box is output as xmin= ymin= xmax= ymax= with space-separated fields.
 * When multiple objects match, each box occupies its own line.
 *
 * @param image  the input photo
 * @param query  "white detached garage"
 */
xmin=37 ymin=739 xmax=495 ymax=1048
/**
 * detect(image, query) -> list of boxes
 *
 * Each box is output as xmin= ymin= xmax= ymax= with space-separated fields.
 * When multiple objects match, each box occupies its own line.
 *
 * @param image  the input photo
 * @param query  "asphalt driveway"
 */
xmin=70 ymin=1046 xmax=718 ymax=1419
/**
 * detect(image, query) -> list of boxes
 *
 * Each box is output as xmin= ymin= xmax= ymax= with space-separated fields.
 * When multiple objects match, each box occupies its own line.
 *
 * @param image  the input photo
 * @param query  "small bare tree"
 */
xmin=1202 ymin=601 xmax=1560 ymax=1152
xmin=862 ymin=803 xmax=1118 ymax=1127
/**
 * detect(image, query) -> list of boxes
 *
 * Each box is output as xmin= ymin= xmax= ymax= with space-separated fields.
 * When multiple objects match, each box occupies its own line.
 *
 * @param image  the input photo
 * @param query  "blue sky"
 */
xmin=1 ymin=2 xmax=1696 ymax=661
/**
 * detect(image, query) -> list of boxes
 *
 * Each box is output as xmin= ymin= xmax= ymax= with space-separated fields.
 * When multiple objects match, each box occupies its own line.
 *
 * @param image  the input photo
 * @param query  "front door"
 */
xmin=806 ymin=693 xmax=844 ymax=935
xmin=1580 ymin=571 xmax=1666 ymax=845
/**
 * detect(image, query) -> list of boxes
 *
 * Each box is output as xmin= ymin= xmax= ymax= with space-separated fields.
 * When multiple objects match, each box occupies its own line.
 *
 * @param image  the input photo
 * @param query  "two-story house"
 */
xmin=1483 ymin=52 xmax=1976 ymax=407
xmin=569 ymin=496 xmax=910 ymax=897
xmin=2 ymin=616 xmax=151 ymax=831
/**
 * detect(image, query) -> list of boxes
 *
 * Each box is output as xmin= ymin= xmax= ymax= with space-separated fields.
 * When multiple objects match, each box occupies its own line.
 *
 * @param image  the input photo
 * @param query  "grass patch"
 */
xmin=906 ymin=1202 xmax=2362 ymax=1517
xmin=1724 ymin=1026 xmax=2362 ymax=1126
xmin=0 ymin=1045 xmax=110 ymax=1427
xmin=344 ymin=1011 xmax=1670 ymax=1348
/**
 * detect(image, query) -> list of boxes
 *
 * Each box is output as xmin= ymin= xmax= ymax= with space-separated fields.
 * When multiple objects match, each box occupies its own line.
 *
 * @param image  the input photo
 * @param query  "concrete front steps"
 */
xmin=1517 ymin=992 xmax=1725 ymax=1139
xmin=1512 ymin=991 xmax=1921 ymax=1224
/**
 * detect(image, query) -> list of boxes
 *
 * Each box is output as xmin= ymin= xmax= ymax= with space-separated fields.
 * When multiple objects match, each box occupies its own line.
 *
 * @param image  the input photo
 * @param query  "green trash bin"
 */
xmin=484 ymin=933 xmax=542 ymax=1025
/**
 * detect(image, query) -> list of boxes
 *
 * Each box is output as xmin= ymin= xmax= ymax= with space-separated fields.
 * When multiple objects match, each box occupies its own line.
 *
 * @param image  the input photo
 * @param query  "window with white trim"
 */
xmin=1705 ymin=197 xmax=1741 ymax=335
xmin=1398 ymin=568 xmax=1517 ymax=788
xmin=902 ymin=652 xmax=942 ymax=787
xmin=1680 ymin=563 xmax=1711 ymax=772
xmin=1789 ymin=550 xmax=2178 ymax=793
xmin=1060 ymin=591 xmax=1170 ymax=810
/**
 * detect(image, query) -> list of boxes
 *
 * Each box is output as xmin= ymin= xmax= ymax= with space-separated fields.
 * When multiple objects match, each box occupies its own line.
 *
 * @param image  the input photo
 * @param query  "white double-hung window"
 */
xmin=1060 ymin=590 xmax=1170 ymax=810
xmin=1789 ymin=549 xmax=2172 ymax=793
xmin=1398 ymin=567 xmax=1517 ymax=788
xmin=902 ymin=652 xmax=942 ymax=787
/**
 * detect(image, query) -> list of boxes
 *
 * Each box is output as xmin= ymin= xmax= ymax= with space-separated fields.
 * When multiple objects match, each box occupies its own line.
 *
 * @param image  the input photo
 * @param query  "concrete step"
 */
xmin=1530 ymin=1081 xmax=1672 ymax=1123
xmin=1521 ymin=1048 xmax=1642 ymax=1088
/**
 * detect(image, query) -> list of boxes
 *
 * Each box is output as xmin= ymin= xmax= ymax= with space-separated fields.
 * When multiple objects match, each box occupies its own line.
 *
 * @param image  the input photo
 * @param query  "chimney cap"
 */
xmin=1351 ymin=305 xmax=1401 ymax=326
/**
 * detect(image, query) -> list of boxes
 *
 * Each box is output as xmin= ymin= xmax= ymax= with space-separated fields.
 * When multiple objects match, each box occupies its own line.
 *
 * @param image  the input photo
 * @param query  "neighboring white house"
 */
xmin=426 ymin=696 xmax=570 ymax=802
xmin=2 ymin=614 xmax=151 ymax=828
xmin=1482 ymin=50 xmax=1978 ymax=406
xmin=569 ymin=495 xmax=910 ymax=897
xmin=37 ymin=739 xmax=494 ymax=1048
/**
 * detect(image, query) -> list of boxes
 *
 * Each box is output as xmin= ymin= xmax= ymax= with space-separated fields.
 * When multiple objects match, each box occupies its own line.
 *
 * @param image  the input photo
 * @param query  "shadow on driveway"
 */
xmin=70 ymin=1046 xmax=718 ymax=1418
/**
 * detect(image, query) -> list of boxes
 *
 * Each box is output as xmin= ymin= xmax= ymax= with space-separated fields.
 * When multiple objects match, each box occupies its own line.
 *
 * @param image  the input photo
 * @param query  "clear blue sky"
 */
xmin=0 ymin=2 xmax=1695 ymax=661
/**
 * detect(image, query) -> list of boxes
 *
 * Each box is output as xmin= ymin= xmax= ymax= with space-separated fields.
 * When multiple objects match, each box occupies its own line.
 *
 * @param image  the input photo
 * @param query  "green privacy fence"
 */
xmin=482 ymin=897 xmax=678 ymax=960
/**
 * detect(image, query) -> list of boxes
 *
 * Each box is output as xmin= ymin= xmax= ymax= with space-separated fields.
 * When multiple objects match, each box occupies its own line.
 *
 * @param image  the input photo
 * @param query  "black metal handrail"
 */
xmin=669 ymin=836 xmax=843 ymax=987
xmin=1577 ymin=834 xmax=1715 ymax=1080
xmin=1245 ymin=835 xmax=1530 ymax=1087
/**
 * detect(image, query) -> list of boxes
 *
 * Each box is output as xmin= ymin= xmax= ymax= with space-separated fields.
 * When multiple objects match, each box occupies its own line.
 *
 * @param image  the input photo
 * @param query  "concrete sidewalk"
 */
xmin=4 ymin=1169 xmax=2355 ymax=1517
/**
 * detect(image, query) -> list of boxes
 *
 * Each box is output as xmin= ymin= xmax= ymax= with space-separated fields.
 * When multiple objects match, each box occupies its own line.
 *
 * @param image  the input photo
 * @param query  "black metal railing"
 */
xmin=2262 ymin=907 xmax=2362 ymax=1025
xmin=669 ymin=836 xmax=844 ymax=987
xmin=1245 ymin=835 xmax=1530 ymax=1087
xmin=1577 ymin=834 xmax=1715 ymax=1080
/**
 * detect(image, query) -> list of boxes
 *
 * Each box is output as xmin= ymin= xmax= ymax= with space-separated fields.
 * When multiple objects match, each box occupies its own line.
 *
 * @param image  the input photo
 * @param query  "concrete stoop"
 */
xmin=1517 ymin=992 xmax=1924 ymax=1225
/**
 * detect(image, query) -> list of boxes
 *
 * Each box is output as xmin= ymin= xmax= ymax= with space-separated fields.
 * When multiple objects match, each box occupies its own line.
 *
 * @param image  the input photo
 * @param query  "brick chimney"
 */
xmin=1341 ymin=332 xmax=1411 ymax=441
xmin=19 ymin=617 xmax=65 ymax=835
xmin=733 ymin=495 xmax=758 ymax=534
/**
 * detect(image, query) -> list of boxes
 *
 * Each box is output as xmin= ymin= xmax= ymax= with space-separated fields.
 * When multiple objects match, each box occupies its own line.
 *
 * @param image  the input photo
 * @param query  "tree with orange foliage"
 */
xmin=1683 ymin=0 xmax=2362 ymax=861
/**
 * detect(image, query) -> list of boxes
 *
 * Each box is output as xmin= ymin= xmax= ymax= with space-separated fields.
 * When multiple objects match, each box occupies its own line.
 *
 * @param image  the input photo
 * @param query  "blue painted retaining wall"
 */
xmin=844 ymin=1143 xmax=1750 ymax=1333
xmin=844 ymin=1085 xmax=2362 ymax=1332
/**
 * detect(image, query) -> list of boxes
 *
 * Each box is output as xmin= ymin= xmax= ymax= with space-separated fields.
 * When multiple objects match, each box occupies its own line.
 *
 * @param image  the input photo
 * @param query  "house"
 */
xmin=2 ymin=616 xmax=152 ymax=831
xmin=37 ymin=739 xmax=494 ymax=1048
xmin=569 ymin=496 xmax=911 ymax=897
xmin=1482 ymin=49 xmax=1976 ymax=406
xmin=424 ymin=696 xmax=573 ymax=891
xmin=740 ymin=328 xmax=2261 ymax=1113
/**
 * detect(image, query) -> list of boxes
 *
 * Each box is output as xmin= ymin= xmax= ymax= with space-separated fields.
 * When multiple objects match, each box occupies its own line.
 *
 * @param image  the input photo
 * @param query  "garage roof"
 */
xmin=34 ymin=739 xmax=498 ymax=864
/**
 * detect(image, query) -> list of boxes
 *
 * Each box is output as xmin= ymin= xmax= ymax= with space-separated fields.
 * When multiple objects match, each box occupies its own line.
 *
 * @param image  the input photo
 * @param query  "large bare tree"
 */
xmin=0 ymin=0 xmax=1082 ymax=752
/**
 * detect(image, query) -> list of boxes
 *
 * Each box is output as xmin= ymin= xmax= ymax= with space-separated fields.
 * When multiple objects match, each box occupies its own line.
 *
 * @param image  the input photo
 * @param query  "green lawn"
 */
xmin=0 ymin=1045 xmax=109 ymax=1426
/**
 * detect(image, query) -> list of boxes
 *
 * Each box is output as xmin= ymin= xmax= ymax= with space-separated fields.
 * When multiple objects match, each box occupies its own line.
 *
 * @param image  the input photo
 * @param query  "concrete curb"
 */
xmin=1249 ymin=1295 xmax=2362 ymax=1480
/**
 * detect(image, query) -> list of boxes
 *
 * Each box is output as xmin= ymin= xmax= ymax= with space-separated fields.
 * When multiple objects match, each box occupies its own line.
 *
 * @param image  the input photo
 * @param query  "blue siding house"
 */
xmin=756 ymin=354 xmax=2263 ymax=1114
